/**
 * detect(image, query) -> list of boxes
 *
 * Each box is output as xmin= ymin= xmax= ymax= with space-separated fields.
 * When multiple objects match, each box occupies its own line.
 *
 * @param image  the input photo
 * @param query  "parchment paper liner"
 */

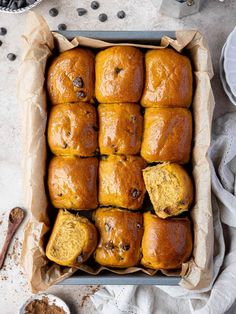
xmin=18 ymin=12 xmax=215 ymax=293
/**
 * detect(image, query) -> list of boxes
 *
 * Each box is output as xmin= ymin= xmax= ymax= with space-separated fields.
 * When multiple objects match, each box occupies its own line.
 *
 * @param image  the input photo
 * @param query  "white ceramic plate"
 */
xmin=220 ymin=42 xmax=236 ymax=106
xmin=0 ymin=0 xmax=43 ymax=14
xmin=223 ymin=26 xmax=236 ymax=97
xmin=19 ymin=293 xmax=71 ymax=314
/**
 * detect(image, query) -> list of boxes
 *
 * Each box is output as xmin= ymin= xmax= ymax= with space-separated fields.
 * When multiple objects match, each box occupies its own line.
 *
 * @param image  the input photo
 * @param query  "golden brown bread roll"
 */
xmin=141 ymin=212 xmax=192 ymax=269
xmin=98 ymin=103 xmax=143 ymax=155
xmin=141 ymin=108 xmax=192 ymax=163
xmin=141 ymin=48 xmax=193 ymax=108
xmin=48 ymin=156 xmax=98 ymax=210
xmin=93 ymin=208 xmax=143 ymax=268
xmin=46 ymin=209 xmax=97 ymax=267
xmin=47 ymin=48 xmax=95 ymax=104
xmin=47 ymin=102 xmax=98 ymax=157
xmin=143 ymin=163 xmax=193 ymax=218
xmin=99 ymin=155 xmax=147 ymax=210
xmin=95 ymin=46 xmax=144 ymax=103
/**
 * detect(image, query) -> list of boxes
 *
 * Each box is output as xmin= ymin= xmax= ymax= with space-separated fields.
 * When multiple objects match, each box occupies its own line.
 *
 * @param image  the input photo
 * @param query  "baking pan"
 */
xmin=55 ymin=30 xmax=180 ymax=286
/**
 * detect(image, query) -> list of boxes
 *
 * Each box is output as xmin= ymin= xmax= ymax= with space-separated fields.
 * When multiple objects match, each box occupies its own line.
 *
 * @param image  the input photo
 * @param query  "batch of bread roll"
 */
xmin=45 ymin=45 xmax=194 ymax=271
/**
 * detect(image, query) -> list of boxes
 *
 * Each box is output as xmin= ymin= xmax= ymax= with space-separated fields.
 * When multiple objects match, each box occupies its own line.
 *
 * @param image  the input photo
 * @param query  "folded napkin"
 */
xmin=91 ymin=112 xmax=236 ymax=314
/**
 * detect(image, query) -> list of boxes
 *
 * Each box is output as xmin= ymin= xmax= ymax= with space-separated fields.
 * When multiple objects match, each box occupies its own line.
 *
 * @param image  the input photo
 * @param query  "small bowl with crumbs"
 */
xmin=19 ymin=293 xmax=70 ymax=314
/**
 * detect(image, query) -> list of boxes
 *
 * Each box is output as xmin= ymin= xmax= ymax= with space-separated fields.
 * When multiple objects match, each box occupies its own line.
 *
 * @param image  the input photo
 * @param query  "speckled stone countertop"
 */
xmin=0 ymin=0 xmax=235 ymax=313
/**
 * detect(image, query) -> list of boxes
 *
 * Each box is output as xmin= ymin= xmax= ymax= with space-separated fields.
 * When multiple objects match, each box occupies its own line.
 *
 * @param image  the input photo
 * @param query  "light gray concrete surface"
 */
xmin=0 ymin=0 xmax=235 ymax=313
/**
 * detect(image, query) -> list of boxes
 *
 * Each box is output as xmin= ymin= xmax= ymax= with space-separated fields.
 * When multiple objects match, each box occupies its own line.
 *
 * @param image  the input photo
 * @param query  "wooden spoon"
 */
xmin=0 ymin=207 xmax=25 ymax=269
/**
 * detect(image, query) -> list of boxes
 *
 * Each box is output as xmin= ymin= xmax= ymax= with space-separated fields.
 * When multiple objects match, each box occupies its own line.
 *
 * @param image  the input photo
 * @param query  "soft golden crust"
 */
xmin=141 ymin=212 xmax=192 ymax=269
xmin=141 ymin=108 xmax=192 ymax=163
xmin=99 ymin=155 xmax=147 ymax=210
xmin=47 ymin=48 xmax=95 ymax=104
xmin=143 ymin=163 xmax=193 ymax=218
xmin=95 ymin=46 xmax=144 ymax=103
xmin=47 ymin=103 xmax=98 ymax=157
xmin=46 ymin=210 xmax=97 ymax=267
xmin=98 ymin=103 xmax=143 ymax=155
xmin=141 ymin=48 xmax=193 ymax=108
xmin=93 ymin=208 xmax=143 ymax=268
xmin=48 ymin=156 xmax=98 ymax=210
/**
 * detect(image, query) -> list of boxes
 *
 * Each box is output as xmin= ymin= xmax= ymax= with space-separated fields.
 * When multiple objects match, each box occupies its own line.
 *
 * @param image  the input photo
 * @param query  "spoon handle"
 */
xmin=0 ymin=223 xmax=19 ymax=270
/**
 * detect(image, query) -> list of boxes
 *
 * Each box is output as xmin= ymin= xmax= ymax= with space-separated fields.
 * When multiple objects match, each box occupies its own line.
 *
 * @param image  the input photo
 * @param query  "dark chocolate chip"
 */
xmin=73 ymin=76 xmax=84 ymax=88
xmin=77 ymin=8 xmax=87 ymax=16
xmin=121 ymin=244 xmax=130 ymax=251
xmin=99 ymin=13 xmax=107 ymax=22
xmin=58 ymin=23 xmax=67 ymax=31
xmin=77 ymin=91 xmax=86 ymax=98
xmin=49 ymin=8 xmax=58 ymax=17
xmin=0 ymin=27 xmax=7 ymax=36
xmin=130 ymin=188 xmax=140 ymax=199
xmin=117 ymin=10 xmax=126 ymax=19
xmin=105 ymin=222 xmax=111 ymax=232
xmin=114 ymin=67 xmax=122 ymax=74
xmin=7 ymin=53 xmax=16 ymax=61
xmin=105 ymin=240 xmax=114 ymax=250
xmin=91 ymin=1 xmax=99 ymax=9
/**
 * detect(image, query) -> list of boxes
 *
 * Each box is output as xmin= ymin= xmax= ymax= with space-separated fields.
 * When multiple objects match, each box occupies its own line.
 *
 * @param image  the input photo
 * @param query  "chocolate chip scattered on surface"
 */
xmin=7 ymin=53 xmax=16 ymax=61
xmin=0 ymin=27 xmax=7 ymax=36
xmin=117 ymin=10 xmax=126 ymax=19
xmin=57 ymin=24 xmax=67 ymax=31
xmin=91 ymin=1 xmax=99 ymax=10
xmin=49 ymin=8 xmax=58 ymax=17
xmin=99 ymin=13 xmax=107 ymax=22
xmin=77 ymin=8 xmax=87 ymax=16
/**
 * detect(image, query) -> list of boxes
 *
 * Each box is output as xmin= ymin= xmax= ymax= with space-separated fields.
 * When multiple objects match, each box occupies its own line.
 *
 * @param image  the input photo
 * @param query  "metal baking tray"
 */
xmin=55 ymin=30 xmax=180 ymax=286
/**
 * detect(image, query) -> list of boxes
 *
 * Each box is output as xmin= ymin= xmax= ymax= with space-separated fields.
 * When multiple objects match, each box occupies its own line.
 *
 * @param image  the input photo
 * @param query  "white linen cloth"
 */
xmin=91 ymin=112 xmax=236 ymax=314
